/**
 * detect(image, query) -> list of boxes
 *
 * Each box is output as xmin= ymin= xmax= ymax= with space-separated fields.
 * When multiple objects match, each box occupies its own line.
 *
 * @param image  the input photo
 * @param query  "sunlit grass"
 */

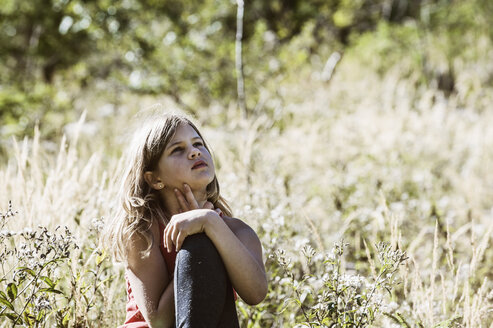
xmin=1 ymin=51 xmax=493 ymax=327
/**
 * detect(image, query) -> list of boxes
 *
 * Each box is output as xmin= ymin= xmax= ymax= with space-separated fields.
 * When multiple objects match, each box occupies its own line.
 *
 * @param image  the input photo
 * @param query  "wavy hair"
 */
xmin=102 ymin=111 xmax=232 ymax=262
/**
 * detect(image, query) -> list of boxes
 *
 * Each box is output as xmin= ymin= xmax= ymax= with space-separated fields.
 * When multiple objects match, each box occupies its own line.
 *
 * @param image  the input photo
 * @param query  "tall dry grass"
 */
xmin=1 ymin=51 xmax=493 ymax=326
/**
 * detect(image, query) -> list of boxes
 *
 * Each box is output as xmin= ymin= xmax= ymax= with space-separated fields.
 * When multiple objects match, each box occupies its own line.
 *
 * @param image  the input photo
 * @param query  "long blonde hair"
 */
xmin=102 ymin=111 xmax=232 ymax=262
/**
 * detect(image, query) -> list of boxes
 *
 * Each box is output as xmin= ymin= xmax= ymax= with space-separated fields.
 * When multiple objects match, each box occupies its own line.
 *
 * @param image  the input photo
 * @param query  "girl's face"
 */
xmin=154 ymin=123 xmax=215 ymax=191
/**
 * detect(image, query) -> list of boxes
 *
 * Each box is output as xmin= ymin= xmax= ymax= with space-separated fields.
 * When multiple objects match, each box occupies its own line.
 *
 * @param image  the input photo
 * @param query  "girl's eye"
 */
xmin=193 ymin=142 xmax=204 ymax=147
xmin=171 ymin=147 xmax=183 ymax=154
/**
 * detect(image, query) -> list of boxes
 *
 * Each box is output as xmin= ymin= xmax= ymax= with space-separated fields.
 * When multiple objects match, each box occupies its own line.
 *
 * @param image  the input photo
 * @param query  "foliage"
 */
xmin=0 ymin=204 xmax=122 ymax=327
xmin=2 ymin=61 xmax=493 ymax=325
xmin=1 ymin=0 xmax=493 ymax=327
xmin=2 ymin=0 xmax=492 ymax=144
xmin=273 ymin=241 xmax=407 ymax=327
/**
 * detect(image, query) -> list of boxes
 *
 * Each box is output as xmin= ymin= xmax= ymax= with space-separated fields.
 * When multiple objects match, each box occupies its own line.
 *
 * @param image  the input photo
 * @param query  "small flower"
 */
xmin=340 ymin=274 xmax=365 ymax=289
xmin=275 ymin=249 xmax=291 ymax=267
xmin=301 ymin=244 xmax=316 ymax=262
xmin=91 ymin=217 xmax=105 ymax=232
xmin=34 ymin=295 xmax=52 ymax=311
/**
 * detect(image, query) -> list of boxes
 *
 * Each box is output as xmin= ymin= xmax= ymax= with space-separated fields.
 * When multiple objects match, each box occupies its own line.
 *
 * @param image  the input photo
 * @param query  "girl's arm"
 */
xmin=164 ymin=188 xmax=268 ymax=305
xmin=126 ymin=220 xmax=175 ymax=327
xmin=206 ymin=214 xmax=268 ymax=305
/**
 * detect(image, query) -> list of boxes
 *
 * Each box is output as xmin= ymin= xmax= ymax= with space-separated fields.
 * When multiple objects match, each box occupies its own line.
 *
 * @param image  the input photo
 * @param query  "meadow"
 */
xmin=2 ymin=4 xmax=493 ymax=324
xmin=2 ymin=48 xmax=493 ymax=327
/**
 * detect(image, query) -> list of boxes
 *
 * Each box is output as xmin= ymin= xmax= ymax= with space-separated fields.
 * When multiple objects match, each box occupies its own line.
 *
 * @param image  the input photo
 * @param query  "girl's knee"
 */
xmin=175 ymin=233 xmax=225 ymax=279
xmin=179 ymin=233 xmax=218 ymax=259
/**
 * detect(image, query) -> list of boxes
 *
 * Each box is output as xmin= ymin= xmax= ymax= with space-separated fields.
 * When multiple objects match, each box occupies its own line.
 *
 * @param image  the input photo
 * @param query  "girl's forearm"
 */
xmin=148 ymin=279 xmax=175 ymax=328
xmin=204 ymin=214 xmax=267 ymax=305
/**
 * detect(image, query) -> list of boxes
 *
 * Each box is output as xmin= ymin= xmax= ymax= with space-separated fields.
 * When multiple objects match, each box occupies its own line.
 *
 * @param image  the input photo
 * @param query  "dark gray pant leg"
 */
xmin=174 ymin=233 xmax=239 ymax=328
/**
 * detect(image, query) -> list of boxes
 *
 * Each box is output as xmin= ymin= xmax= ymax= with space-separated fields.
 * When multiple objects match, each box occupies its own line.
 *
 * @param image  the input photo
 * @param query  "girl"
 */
xmin=103 ymin=111 xmax=267 ymax=327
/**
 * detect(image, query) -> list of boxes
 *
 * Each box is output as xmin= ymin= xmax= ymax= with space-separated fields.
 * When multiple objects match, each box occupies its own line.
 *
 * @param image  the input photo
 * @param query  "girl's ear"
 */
xmin=144 ymin=171 xmax=165 ymax=190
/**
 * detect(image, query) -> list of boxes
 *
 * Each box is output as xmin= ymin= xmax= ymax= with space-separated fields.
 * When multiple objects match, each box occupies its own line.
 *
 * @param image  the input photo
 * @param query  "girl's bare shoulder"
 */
xmin=126 ymin=219 xmax=161 ymax=265
xmin=221 ymin=216 xmax=257 ymax=236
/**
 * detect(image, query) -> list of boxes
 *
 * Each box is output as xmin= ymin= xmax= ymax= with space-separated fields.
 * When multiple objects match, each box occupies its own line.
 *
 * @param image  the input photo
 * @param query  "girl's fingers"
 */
xmin=164 ymin=227 xmax=169 ymax=252
xmin=174 ymin=189 xmax=189 ymax=211
xmin=170 ymin=225 xmax=180 ymax=250
xmin=176 ymin=231 xmax=186 ymax=252
xmin=163 ymin=225 xmax=170 ymax=250
xmin=183 ymin=184 xmax=199 ymax=209
xmin=166 ymin=225 xmax=175 ymax=253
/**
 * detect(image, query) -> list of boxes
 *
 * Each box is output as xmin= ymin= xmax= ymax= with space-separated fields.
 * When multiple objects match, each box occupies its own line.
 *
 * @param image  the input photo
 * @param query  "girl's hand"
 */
xmin=163 ymin=184 xmax=218 ymax=252
xmin=174 ymin=183 xmax=214 ymax=212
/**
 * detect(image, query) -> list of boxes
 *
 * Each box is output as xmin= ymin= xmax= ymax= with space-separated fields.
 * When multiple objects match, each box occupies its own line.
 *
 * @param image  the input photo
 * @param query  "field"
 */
xmin=2 ymin=4 xmax=493 ymax=324
xmin=2 ymin=50 xmax=493 ymax=327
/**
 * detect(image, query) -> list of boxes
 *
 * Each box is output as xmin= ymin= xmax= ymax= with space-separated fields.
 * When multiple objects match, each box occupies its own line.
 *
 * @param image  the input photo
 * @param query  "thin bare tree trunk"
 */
xmin=235 ymin=0 xmax=248 ymax=118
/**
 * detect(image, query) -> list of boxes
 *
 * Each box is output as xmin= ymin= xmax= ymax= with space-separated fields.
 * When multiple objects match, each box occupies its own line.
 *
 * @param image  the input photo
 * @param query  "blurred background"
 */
xmin=1 ymin=0 xmax=492 ymax=146
xmin=1 ymin=0 xmax=493 ymax=327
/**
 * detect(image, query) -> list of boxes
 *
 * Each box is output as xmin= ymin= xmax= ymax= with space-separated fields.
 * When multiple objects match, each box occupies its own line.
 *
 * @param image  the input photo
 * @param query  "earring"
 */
xmin=158 ymin=183 xmax=164 ymax=189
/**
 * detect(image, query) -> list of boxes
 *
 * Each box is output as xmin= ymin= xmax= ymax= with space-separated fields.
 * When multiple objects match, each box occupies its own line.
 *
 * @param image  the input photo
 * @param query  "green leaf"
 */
xmin=36 ymin=309 xmax=45 ymax=322
xmin=238 ymin=303 xmax=249 ymax=319
xmin=0 ymin=290 xmax=8 ymax=301
xmin=17 ymin=267 xmax=36 ymax=277
xmin=0 ymin=297 xmax=15 ymax=311
xmin=7 ymin=282 xmax=17 ymax=301
xmin=383 ymin=312 xmax=406 ymax=325
xmin=62 ymin=310 xmax=71 ymax=327
xmin=38 ymin=287 xmax=63 ymax=295
xmin=0 ymin=312 xmax=18 ymax=321
xmin=23 ymin=310 xmax=33 ymax=326
xmin=96 ymin=250 xmax=106 ymax=266
xmin=40 ymin=276 xmax=55 ymax=288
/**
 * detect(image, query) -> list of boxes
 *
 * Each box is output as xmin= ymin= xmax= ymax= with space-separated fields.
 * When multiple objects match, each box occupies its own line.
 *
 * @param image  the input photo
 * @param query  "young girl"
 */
xmin=103 ymin=111 xmax=267 ymax=327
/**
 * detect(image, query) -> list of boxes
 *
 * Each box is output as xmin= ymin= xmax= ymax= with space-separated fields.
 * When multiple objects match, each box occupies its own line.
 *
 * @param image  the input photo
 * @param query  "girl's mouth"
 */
xmin=191 ymin=160 xmax=207 ymax=169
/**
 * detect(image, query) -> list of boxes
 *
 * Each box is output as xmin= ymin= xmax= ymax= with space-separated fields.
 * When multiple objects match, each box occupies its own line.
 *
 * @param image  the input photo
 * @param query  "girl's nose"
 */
xmin=189 ymin=147 xmax=201 ymax=159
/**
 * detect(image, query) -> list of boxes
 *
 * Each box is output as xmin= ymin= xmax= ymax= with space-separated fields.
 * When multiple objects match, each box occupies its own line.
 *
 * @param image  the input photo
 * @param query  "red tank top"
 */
xmin=119 ymin=219 xmax=237 ymax=327
xmin=119 ymin=222 xmax=176 ymax=328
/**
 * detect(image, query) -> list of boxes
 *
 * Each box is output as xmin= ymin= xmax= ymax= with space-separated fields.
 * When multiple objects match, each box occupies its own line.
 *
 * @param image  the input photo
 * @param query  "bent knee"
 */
xmin=180 ymin=233 xmax=218 ymax=258
xmin=175 ymin=233 xmax=227 ymax=284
